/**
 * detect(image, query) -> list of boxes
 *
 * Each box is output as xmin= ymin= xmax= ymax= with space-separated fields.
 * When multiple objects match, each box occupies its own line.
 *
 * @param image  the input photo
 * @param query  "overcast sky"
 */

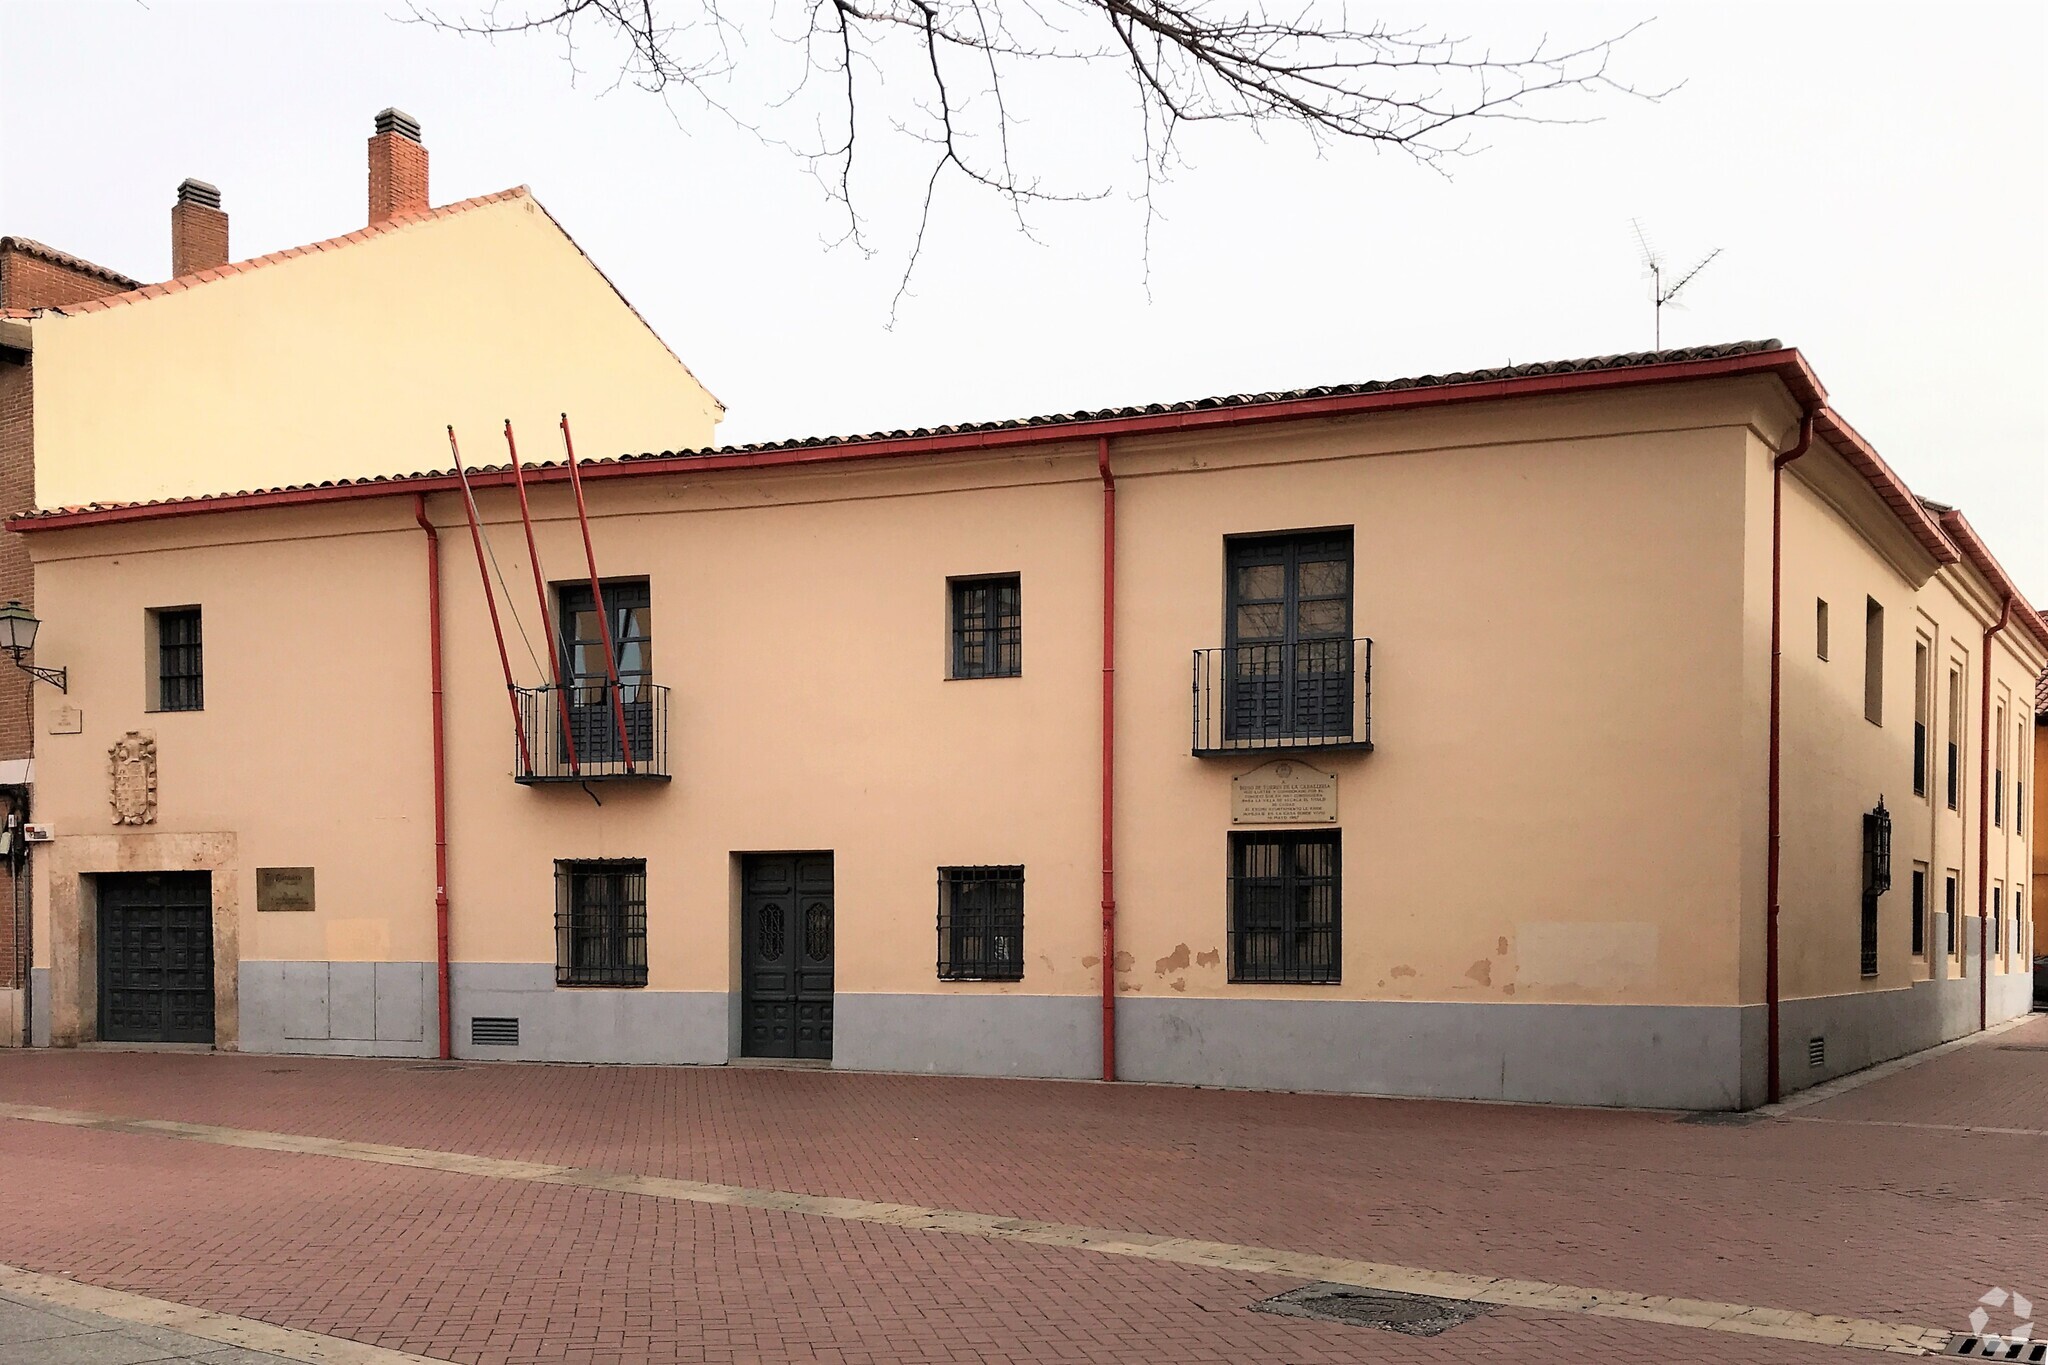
xmin=4 ymin=1 xmax=2043 ymax=598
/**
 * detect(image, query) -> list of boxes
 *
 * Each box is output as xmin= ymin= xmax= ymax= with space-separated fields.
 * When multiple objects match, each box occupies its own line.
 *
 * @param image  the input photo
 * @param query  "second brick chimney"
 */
xmin=170 ymin=179 xmax=229 ymax=278
xmin=368 ymin=108 xmax=429 ymax=224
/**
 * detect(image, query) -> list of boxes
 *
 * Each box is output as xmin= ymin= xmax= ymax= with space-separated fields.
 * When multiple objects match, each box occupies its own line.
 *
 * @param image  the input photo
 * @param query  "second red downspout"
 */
xmin=1977 ymin=595 xmax=2014 ymax=1032
xmin=415 ymin=494 xmax=453 ymax=1061
xmin=1765 ymin=410 xmax=1815 ymax=1105
xmin=1098 ymin=436 xmax=1118 ymax=1082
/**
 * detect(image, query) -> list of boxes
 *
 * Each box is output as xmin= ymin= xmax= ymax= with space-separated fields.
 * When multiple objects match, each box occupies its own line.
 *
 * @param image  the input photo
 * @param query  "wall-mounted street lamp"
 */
xmin=0 ymin=601 xmax=65 ymax=693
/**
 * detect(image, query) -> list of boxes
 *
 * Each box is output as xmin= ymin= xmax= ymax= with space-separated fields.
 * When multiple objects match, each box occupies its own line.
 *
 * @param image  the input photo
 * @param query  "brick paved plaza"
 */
xmin=0 ymin=1015 xmax=2044 ymax=1364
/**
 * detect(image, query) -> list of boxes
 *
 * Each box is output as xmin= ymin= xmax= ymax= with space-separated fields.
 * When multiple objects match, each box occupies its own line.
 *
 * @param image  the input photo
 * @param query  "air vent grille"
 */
xmin=1807 ymin=1036 xmax=1826 ymax=1068
xmin=470 ymin=1016 xmax=519 ymax=1047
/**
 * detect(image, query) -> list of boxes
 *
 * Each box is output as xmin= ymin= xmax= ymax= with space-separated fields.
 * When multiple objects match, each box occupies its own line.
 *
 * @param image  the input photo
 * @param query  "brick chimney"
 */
xmin=170 ymin=179 xmax=229 ymax=278
xmin=367 ymin=108 xmax=429 ymax=224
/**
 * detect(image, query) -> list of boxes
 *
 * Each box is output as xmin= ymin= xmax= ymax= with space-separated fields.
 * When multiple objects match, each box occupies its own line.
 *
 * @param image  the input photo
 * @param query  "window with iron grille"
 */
xmin=1945 ymin=873 xmax=1959 ymax=956
xmin=154 ymin=608 xmax=203 ymax=712
xmin=949 ymin=575 xmax=1021 ymax=679
xmin=1993 ymin=886 xmax=2003 ymax=955
xmin=937 ymin=866 xmax=1024 ymax=980
xmin=554 ymin=860 xmax=647 ymax=986
xmin=1911 ymin=867 xmax=1927 ymax=958
xmin=1860 ymin=801 xmax=1889 ymax=978
xmin=1228 ymin=831 xmax=1339 ymax=984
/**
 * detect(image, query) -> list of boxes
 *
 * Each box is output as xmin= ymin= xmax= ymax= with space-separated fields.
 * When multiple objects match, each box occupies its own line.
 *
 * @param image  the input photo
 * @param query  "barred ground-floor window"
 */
xmin=1228 ymin=830 xmax=1339 ymax=984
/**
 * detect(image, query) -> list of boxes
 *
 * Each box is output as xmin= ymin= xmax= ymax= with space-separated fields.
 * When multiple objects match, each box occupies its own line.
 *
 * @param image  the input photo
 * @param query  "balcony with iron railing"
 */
xmin=1192 ymin=639 xmax=1373 ymax=757
xmin=514 ymin=682 xmax=671 ymax=783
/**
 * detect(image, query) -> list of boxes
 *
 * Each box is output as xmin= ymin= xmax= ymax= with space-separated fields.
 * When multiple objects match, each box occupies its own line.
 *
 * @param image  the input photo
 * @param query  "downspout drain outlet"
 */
xmin=1250 ymin=1284 xmax=1492 ymax=1336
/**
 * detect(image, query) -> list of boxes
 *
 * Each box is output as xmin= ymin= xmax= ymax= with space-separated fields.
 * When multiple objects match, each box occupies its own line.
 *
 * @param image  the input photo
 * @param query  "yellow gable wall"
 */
xmin=29 ymin=195 xmax=721 ymax=508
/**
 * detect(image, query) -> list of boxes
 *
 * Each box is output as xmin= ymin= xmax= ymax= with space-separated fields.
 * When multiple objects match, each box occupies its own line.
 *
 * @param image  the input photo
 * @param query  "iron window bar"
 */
xmin=950 ymin=576 xmax=1021 ymax=679
xmin=1228 ymin=831 xmax=1340 ymax=984
xmin=937 ymin=866 xmax=1025 ymax=981
xmin=515 ymin=682 xmax=671 ymax=783
xmin=555 ymin=859 xmax=648 ymax=986
xmin=1193 ymin=639 xmax=1372 ymax=756
xmin=157 ymin=608 xmax=203 ymax=712
xmin=1861 ymin=800 xmax=1890 ymax=978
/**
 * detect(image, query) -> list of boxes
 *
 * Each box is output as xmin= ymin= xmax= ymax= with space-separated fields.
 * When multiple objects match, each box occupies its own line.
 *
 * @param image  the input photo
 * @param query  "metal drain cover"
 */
xmin=404 ymin=1063 xmax=468 ymax=1072
xmin=1944 ymin=1334 xmax=2046 ymax=1360
xmin=1251 ymin=1284 xmax=1491 ymax=1336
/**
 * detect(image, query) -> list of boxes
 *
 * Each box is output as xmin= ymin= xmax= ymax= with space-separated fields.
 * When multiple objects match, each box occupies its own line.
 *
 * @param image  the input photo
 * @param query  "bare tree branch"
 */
xmin=402 ymin=0 xmax=1664 ymax=317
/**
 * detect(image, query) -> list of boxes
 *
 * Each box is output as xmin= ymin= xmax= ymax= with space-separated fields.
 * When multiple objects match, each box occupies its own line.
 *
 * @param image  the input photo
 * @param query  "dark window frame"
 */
xmin=153 ymin=607 xmax=204 ymax=713
xmin=936 ymin=866 xmax=1025 ymax=981
xmin=1228 ymin=829 xmax=1340 ymax=985
xmin=554 ymin=577 xmax=655 ymax=766
xmin=1945 ymin=873 xmax=1959 ymax=957
xmin=1862 ymin=598 xmax=1883 ymax=725
xmin=949 ymin=574 xmax=1022 ymax=680
xmin=1815 ymin=598 xmax=1829 ymax=660
xmin=554 ymin=858 xmax=648 ymax=987
xmin=1993 ymin=886 xmax=2003 ymax=956
xmin=1910 ymin=867 xmax=1927 ymax=958
xmin=1222 ymin=529 xmax=1355 ymax=744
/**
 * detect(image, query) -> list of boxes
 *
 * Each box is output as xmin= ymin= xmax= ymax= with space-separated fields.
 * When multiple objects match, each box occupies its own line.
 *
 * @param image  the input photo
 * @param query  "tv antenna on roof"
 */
xmin=1632 ymin=219 xmax=1721 ymax=351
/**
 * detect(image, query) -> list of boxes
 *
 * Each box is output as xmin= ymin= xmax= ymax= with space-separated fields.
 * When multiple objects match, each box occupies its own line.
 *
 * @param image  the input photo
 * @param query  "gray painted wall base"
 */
xmin=240 ymin=961 xmax=436 ymax=1058
xmin=452 ymin=963 xmax=727 ymax=1065
xmin=30 ymin=967 xmax=49 ymax=1048
xmin=834 ymin=993 xmax=1099 ymax=1080
xmin=1116 ymin=996 xmax=1759 ymax=1109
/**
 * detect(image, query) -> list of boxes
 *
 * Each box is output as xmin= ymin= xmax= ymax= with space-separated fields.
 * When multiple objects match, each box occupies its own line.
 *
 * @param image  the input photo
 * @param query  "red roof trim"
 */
xmin=12 ymin=347 xmax=1824 ymax=532
xmin=1934 ymin=509 xmax=2048 ymax=655
xmin=1811 ymin=408 xmax=1957 ymax=565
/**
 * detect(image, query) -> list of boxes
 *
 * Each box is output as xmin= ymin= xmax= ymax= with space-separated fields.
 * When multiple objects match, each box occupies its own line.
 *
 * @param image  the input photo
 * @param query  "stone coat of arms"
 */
xmin=108 ymin=731 xmax=157 ymax=826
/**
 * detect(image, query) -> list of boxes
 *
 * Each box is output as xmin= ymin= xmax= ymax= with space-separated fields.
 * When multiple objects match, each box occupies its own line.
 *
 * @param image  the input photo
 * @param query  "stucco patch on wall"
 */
xmin=1516 ymin=922 xmax=1659 ymax=996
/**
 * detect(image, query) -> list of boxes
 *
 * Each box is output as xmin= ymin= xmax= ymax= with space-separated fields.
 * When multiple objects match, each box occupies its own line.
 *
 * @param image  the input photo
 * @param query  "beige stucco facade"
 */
xmin=21 ymin=191 xmax=721 ymax=510
xmin=16 ymin=351 xmax=2044 ymax=1107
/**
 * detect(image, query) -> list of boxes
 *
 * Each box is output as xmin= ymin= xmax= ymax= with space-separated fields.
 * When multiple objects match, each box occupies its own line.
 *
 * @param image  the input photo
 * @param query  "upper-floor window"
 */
xmin=554 ymin=859 xmax=647 ymax=986
xmin=1816 ymin=599 xmax=1830 ymax=660
xmin=949 ymin=575 xmax=1021 ymax=679
xmin=1947 ymin=666 xmax=1964 ymax=811
xmin=937 ymin=866 xmax=1024 ymax=981
xmin=1994 ymin=703 xmax=2006 ymax=827
xmin=1228 ymin=829 xmax=1340 ymax=984
xmin=1912 ymin=641 xmax=1929 ymax=798
xmin=557 ymin=579 xmax=653 ymax=764
xmin=149 ymin=607 xmax=203 ymax=712
xmin=1224 ymin=531 xmax=1353 ymax=743
xmin=1862 ymin=598 xmax=1883 ymax=725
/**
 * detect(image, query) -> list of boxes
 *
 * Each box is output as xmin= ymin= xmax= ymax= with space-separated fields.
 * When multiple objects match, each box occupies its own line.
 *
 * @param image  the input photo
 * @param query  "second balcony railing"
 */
xmin=514 ymin=683 xmax=671 ymax=783
xmin=1192 ymin=639 xmax=1373 ymax=757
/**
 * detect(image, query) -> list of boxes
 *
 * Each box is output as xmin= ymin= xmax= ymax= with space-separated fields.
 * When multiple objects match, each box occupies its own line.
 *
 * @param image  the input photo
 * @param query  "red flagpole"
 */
xmin=447 ymin=427 xmax=533 ymax=776
xmin=505 ymin=420 xmax=579 ymax=777
xmin=559 ymin=414 xmax=636 ymax=774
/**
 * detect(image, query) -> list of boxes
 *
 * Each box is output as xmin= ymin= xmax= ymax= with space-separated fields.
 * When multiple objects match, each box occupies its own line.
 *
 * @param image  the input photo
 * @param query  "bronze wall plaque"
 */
xmin=257 ymin=866 xmax=316 ymax=913
xmin=1231 ymin=759 xmax=1338 ymax=824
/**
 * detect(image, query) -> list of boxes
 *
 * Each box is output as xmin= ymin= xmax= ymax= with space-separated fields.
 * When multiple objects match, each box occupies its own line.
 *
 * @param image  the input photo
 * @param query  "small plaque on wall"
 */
xmin=257 ymin=867 xmax=316 ymax=913
xmin=1231 ymin=760 xmax=1338 ymax=824
xmin=48 ymin=704 xmax=82 ymax=735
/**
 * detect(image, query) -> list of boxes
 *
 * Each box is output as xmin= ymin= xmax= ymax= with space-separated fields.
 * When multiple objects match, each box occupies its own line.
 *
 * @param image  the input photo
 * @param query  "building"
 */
xmin=10 ymin=341 xmax=2042 ymax=1107
xmin=2034 ymin=659 xmax=2047 ymax=984
xmin=0 ymin=109 xmax=723 ymax=1043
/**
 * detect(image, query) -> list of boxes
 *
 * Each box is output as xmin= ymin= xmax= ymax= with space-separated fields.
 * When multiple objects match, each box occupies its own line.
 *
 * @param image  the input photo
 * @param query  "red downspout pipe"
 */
xmin=559 ymin=415 xmax=636 ymax=774
xmin=1977 ymin=595 xmax=2014 ymax=1031
xmin=449 ymin=428 xmax=533 ymax=775
xmin=1765 ymin=409 xmax=1815 ymax=1105
xmin=505 ymin=421 xmax=580 ymax=775
xmin=414 ymin=494 xmax=453 ymax=1061
xmin=1098 ymin=436 xmax=1118 ymax=1083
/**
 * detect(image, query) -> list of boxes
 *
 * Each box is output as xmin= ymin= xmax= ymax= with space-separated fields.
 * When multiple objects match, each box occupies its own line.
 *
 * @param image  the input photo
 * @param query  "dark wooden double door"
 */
xmin=98 ymin=872 xmax=214 ymax=1044
xmin=741 ymin=853 xmax=834 ymax=1059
